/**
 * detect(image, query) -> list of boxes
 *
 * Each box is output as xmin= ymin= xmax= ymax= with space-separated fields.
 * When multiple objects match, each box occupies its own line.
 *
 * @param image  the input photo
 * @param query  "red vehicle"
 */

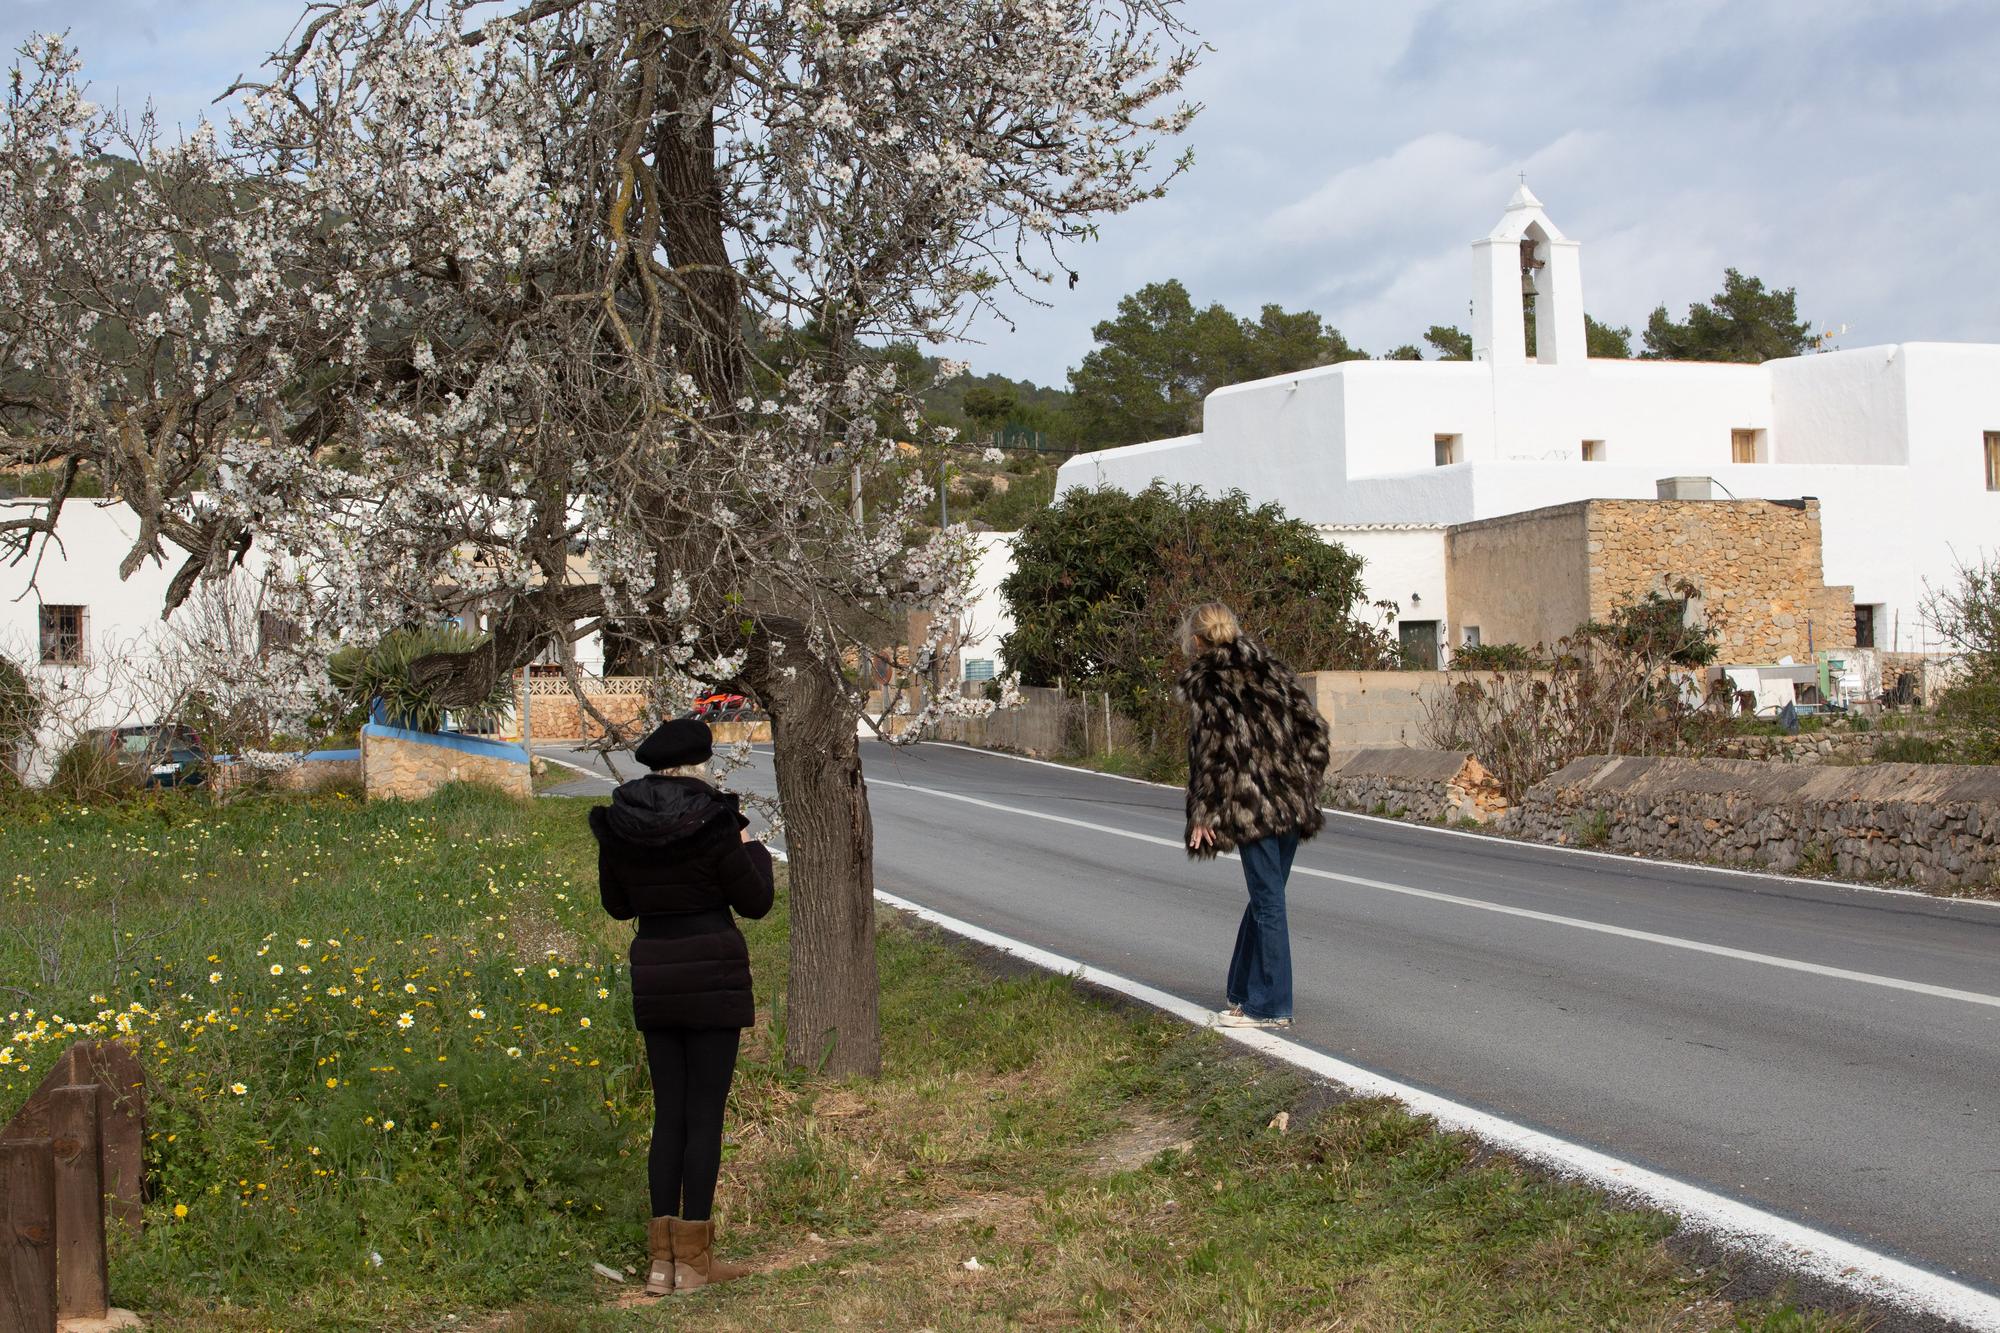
xmin=691 ymin=692 xmax=750 ymax=719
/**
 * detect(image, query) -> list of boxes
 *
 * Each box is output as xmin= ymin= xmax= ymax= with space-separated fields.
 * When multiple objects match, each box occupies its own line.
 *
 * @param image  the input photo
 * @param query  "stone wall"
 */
xmin=211 ymin=754 xmax=362 ymax=795
xmin=1714 ymin=730 xmax=1879 ymax=765
xmin=1322 ymin=748 xmax=1510 ymax=824
xmin=1444 ymin=498 xmax=1854 ymax=661
xmin=514 ymin=683 xmax=648 ymax=743
xmin=929 ymin=684 xmax=1132 ymax=757
xmin=1587 ymin=499 xmax=1854 ymax=661
xmin=1504 ymin=754 xmax=2000 ymax=889
xmin=362 ymin=725 xmax=531 ymax=801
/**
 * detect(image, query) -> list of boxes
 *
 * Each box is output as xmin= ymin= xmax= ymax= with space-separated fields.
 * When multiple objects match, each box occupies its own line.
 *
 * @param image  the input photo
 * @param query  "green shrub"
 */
xmin=0 ymin=653 xmax=39 ymax=776
xmin=1568 ymin=809 xmax=1613 ymax=848
xmin=1935 ymin=675 xmax=2000 ymax=765
xmin=46 ymin=735 xmax=139 ymax=801
xmin=1449 ymin=642 xmax=1542 ymax=671
xmin=1874 ymin=733 xmax=1952 ymax=765
xmin=1796 ymin=842 xmax=1838 ymax=877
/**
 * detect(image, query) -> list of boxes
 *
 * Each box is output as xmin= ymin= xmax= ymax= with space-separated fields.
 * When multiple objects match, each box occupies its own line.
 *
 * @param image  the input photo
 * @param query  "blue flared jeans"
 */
xmin=1225 ymin=832 xmax=1299 ymax=1021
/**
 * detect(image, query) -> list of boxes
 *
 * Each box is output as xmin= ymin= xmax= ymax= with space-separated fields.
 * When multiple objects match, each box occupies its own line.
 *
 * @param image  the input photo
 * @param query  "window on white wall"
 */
xmin=1582 ymin=439 xmax=1605 ymax=462
xmin=1434 ymin=434 xmax=1460 ymax=466
xmin=1986 ymin=431 xmax=1999 ymax=490
xmin=1731 ymin=429 xmax=1764 ymax=464
xmin=39 ymin=604 xmax=86 ymax=665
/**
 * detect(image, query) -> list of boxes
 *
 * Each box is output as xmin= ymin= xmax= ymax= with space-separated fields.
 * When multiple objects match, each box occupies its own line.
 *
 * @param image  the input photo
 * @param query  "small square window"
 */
xmin=1582 ymin=439 xmax=1605 ymax=462
xmin=39 ymin=604 xmax=85 ymax=665
xmin=1462 ymin=626 xmax=1482 ymax=648
xmin=1434 ymin=434 xmax=1460 ymax=467
xmin=1854 ymin=605 xmax=1876 ymax=650
xmin=1985 ymin=431 xmax=1999 ymax=491
xmin=1731 ymin=429 xmax=1764 ymax=464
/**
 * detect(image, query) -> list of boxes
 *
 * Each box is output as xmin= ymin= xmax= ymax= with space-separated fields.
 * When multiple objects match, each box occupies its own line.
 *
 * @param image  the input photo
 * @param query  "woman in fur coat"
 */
xmin=1178 ymin=602 xmax=1332 ymax=1029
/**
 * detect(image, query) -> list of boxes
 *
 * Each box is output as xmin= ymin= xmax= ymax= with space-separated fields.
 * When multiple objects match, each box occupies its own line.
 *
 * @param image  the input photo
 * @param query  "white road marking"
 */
xmin=538 ymin=751 xmax=615 ymax=781
xmin=870 ymin=776 xmax=2000 ymax=1012
xmin=916 ymin=741 xmax=2000 ymax=913
xmin=875 ymin=888 xmax=2000 ymax=1332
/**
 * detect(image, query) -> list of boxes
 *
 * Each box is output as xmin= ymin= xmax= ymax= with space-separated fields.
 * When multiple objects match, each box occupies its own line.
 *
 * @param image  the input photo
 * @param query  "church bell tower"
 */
xmin=1471 ymin=183 xmax=1586 ymax=367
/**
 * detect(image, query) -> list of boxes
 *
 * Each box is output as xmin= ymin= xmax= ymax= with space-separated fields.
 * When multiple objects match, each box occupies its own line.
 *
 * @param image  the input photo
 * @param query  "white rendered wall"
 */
xmin=959 ymin=531 xmax=1019 ymax=677
xmin=0 ymin=500 xmax=198 ymax=734
xmin=1893 ymin=343 xmax=2000 ymax=648
xmin=1057 ymin=432 xmax=1210 ymax=499
xmin=1768 ymin=346 xmax=1909 ymax=465
xmin=1318 ymin=526 xmax=1450 ymax=656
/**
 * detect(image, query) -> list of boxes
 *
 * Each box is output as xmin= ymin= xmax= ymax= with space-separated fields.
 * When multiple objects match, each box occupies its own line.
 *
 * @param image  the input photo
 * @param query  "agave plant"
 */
xmin=328 ymin=627 xmax=515 ymax=734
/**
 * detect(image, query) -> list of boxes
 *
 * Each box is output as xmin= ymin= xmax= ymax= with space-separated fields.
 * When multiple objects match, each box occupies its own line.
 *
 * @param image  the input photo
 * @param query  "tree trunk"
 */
xmin=765 ymin=661 xmax=881 ymax=1077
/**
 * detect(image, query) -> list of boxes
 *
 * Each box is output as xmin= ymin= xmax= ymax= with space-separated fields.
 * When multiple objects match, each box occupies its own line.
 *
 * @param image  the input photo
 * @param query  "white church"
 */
xmin=1053 ymin=186 xmax=2000 ymax=675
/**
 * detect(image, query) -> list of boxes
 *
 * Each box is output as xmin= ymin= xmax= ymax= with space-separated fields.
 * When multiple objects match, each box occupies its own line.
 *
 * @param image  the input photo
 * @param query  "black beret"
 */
xmin=634 ymin=717 xmax=713 ymax=771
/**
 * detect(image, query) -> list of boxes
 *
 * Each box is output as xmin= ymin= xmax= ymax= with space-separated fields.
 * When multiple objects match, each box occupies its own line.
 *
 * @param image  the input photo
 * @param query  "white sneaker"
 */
xmin=1214 ymin=1010 xmax=1292 ymax=1030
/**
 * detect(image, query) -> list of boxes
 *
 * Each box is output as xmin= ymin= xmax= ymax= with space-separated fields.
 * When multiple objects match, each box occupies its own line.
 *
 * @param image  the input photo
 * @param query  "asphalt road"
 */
xmin=543 ymin=739 xmax=2000 ymax=1296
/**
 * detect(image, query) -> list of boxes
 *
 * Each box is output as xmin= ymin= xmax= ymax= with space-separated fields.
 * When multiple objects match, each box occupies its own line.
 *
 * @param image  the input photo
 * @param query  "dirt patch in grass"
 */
xmin=1086 ymin=1107 xmax=1194 ymax=1176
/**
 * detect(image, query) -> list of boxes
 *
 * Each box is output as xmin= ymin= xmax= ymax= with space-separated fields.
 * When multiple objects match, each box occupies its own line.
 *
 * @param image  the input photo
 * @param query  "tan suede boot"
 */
xmin=669 ymin=1217 xmax=751 ymax=1291
xmin=644 ymin=1216 xmax=676 ymax=1297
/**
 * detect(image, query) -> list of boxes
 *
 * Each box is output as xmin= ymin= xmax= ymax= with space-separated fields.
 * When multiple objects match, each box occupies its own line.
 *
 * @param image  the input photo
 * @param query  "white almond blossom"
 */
xmin=0 ymin=1 xmax=1197 ymax=1075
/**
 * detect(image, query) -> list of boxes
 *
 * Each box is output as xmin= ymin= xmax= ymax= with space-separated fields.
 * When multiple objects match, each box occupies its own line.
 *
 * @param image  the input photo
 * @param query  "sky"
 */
xmin=6 ymin=0 xmax=2000 ymax=388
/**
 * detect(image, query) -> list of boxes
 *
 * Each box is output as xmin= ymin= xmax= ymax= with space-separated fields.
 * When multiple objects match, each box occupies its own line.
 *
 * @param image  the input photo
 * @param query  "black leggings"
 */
xmin=642 ymin=1027 xmax=741 ymax=1220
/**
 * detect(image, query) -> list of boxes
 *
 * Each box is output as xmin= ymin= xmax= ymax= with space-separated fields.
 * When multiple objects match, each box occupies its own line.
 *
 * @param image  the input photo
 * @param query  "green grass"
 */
xmin=0 ymin=787 xmax=1865 ymax=1330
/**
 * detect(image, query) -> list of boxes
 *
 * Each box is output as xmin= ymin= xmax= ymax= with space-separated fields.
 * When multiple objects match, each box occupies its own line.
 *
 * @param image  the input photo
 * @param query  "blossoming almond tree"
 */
xmin=0 ymin=0 xmax=1196 ymax=1075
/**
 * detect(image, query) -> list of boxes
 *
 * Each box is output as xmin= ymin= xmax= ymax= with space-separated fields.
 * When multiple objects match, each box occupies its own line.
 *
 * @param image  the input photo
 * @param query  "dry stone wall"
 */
xmin=1322 ymin=748 xmax=1509 ymax=825
xmin=1713 ymin=730 xmax=1879 ymax=765
xmin=1505 ymin=754 xmax=2000 ymax=890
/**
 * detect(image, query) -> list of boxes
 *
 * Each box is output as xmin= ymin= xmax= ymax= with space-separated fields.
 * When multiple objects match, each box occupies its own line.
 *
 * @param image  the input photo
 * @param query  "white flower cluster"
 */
xmin=0 ymin=0 xmax=1196 ymax=767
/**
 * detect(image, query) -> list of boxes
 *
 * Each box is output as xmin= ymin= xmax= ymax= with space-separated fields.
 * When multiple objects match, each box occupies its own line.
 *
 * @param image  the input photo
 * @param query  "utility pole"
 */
xmin=851 ymin=460 xmax=863 ymax=525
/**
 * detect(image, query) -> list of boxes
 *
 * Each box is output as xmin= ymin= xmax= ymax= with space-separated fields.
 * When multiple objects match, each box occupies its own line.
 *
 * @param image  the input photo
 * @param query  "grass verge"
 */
xmin=0 ymin=786 xmax=1862 ymax=1330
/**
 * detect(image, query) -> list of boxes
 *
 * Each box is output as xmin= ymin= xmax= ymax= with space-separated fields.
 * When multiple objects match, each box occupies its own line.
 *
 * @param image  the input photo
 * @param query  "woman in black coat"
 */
xmin=590 ymin=717 xmax=773 ymax=1297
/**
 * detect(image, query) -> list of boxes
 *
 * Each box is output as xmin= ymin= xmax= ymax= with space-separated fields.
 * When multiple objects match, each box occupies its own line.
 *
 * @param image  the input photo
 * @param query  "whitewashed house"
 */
xmin=0 ymin=499 xmax=197 ymax=735
xmin=1057 ymin=187 xmax=2000 ymax=678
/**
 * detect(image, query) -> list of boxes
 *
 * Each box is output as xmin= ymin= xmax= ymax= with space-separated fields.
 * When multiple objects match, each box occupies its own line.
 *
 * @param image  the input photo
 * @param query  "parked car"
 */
xmin=691 ymin=692 xmax=750 ymax=720
xmin=86 ymin=724 xmax=210 ymax=788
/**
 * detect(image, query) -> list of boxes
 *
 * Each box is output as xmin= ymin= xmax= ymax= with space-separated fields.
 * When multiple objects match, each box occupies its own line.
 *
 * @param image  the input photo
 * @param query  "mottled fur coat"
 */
xmin=1179 ymin=637 xmax=1332 ymax=859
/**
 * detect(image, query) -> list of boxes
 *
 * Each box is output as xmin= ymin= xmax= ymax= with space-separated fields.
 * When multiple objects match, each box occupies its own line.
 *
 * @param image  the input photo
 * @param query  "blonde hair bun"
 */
xmin=1178 ymin=602 xmax=1241 ymax=656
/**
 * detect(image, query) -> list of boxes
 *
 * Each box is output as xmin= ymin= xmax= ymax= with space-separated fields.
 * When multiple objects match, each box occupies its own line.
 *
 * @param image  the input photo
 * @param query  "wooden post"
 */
xmin=2 ymin=1138 xmax=56 ymax=1333
xmin=49 ymin=1086 xmax=108 ymax=1320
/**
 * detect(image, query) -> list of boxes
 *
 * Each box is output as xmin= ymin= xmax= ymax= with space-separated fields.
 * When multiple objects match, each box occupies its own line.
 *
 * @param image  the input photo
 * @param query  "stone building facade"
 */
xmin=1447 ymin=498 xmax=1855 ymax=661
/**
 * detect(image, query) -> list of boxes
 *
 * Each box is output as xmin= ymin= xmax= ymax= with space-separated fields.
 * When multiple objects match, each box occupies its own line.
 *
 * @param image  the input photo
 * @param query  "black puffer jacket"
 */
xmin=1179 ymin=637 xmax=1332 ymax=858
xmin=589 ymin=776 xmax=775 ymax=1031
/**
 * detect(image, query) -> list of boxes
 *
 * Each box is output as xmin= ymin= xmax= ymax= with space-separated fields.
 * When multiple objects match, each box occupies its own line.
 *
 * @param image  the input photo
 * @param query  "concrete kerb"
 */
xmin=874 ymin=887 xmax=2000 ymax=1333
